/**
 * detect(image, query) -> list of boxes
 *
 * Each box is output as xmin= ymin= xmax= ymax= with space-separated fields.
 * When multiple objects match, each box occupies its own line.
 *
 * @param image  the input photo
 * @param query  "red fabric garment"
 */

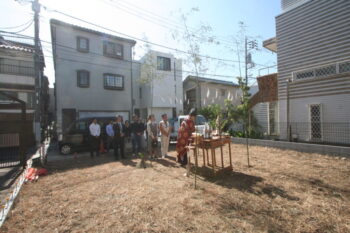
xmin=25 ymin=168 xmax=37 ymax=181
xmin=176 ymin=116 xmax=195 ymax=161
xmin=37 ymin=168 xmax=48 ymax=176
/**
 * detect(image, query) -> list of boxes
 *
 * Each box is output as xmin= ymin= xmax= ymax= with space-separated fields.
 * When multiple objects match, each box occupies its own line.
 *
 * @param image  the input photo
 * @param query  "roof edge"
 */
xmin=184 ymin=75 xmax=239 ymax=87
xmin=50 ymin=18 xmax=137 ymax=45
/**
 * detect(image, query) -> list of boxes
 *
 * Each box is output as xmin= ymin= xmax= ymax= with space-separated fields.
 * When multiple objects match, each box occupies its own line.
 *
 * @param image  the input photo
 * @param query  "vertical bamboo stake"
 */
xmin=246 ymin=121 xmax=250 ymax=168
xmin=194 ymin=124 xmax=198 ymax=189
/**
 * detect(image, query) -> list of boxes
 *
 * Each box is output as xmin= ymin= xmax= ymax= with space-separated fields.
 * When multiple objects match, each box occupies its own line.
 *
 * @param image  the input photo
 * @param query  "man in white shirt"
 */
xmin=159 ymin=114 xmax=171 ymax=158
xmin=89 ymin=118 xmax=101 ymax=158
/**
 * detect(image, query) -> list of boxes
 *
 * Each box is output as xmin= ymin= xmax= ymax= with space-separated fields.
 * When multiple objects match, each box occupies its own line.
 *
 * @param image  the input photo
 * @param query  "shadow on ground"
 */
xmin=46 ymin=152 xmax=140 ymax=174
xmin=192 ymin=166 xmax=300 ymax=201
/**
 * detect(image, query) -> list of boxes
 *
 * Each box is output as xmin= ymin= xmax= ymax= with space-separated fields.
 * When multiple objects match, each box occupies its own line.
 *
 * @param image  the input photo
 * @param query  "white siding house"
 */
xmin=135 ymin=50 xmax=183 ymax=121
xmin=266 ymin=0 xmax=350 ymax=145
xmin=183 ymin=76 xmax=241 ymax=113
xmin=50 ymin=19 xmax=136 ymax=134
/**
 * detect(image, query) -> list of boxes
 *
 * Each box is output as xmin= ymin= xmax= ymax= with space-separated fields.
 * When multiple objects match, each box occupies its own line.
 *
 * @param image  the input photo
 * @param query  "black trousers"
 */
xmin=114 ymin=137 xmax=125 ymax=159
xmin=182 ymin=153 xmax=188 ymax=165
xmin=106 ymin=136 xmax=114 ymax=152
xmin=90 ymin=136 xmax=100 ymax=157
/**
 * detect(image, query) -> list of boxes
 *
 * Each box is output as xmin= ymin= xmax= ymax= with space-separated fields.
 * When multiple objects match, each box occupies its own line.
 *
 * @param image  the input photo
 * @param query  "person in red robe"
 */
xmin=176 ymin=108 xmax=197 ymax=165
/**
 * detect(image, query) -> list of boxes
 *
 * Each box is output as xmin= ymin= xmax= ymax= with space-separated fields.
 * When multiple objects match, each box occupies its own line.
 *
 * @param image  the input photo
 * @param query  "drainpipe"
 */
xmin=286 ymin=78 xmax=291 ymax=141
xmin=174 ymin=59 xmax=176 ymax=117
xmin=130 ymin=46 xmax=134 ymax=120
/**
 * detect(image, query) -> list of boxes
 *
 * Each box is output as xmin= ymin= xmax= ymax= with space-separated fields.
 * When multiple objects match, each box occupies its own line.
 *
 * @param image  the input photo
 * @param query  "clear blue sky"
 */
xmin=0 ymin=0 xmax=280 ymax=87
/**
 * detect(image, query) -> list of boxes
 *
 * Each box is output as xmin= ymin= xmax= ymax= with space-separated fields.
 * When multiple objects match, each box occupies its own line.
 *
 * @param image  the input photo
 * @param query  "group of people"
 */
xmin=88 ymin=114 xmax=172 ymax=160
xmin=88 ymin=108 xmax=198 ymax=166
xmin=146 ymin=113 xmax=171 ymax=160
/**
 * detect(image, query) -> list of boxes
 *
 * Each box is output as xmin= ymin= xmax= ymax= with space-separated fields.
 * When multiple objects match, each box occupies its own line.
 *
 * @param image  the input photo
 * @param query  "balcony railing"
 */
xmin=0 ymin=63 xmax=35 ymax=77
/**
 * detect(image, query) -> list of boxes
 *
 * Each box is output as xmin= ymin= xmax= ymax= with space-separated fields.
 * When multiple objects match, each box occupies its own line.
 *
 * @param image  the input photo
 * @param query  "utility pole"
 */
xmin=244 ymin=37 xmax=258 ymax=168
xmin=245 ymin=37 xmax=248 ymax=86
xmin=32 ymin=0 xmax=41 ymax=144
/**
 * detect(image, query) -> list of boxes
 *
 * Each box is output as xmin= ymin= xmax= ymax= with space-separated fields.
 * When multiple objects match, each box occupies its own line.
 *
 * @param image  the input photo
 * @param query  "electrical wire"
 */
xmin=101 ymin=0 xmax=234 ymax=47
xmin=0 ymin=18 xmax=33 ymax=30
xmin=108 ymin=0 xmax=235 ymax=45
xmin=2 ymin=31 xmax=254 ymax=80
xmin=38 ymin=6 xmax=271 ymax=69
xmin=41 ymin=4 xmax=250 ymax=64
xmin=11 ymin=20 xmax=34 ymax=34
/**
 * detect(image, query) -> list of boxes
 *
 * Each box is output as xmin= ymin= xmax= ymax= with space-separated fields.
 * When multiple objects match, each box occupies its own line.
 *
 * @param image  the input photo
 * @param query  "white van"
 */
xmin=169 ymin=115 xmax=207 ymax=142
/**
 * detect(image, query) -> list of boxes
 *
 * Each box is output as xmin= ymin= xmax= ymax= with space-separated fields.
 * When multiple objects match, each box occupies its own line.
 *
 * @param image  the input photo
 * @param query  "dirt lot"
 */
xmin=1 ymin=144 xmax=349 ymax=233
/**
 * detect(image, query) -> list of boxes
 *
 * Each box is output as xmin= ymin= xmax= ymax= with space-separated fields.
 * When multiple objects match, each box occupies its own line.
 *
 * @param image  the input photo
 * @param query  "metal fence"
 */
xmin=287 ymin=122 xmax=350 ymax=146
xmin=234 ymin=122 xmax=350 ymax=147
xmin=0 ymin=134 xmax=21 ymax=168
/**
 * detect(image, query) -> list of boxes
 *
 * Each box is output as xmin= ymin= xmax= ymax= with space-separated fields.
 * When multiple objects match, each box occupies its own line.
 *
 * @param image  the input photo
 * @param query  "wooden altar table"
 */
xmin=188 ymin=135 xmax=233 ymax=175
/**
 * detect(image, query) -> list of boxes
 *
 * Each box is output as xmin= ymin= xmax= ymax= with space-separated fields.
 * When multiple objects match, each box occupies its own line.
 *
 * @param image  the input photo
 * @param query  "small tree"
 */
xmin=199 ymin=104 xmax=228 ymax=132
xmin=172 ymin=8 xmax=222 ymax=110
xmin=224 ymin=77 xmax=260 ymax=138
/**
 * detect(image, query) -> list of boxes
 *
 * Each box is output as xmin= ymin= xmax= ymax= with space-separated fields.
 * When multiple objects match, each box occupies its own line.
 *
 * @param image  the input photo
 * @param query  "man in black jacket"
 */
xmin=113 ymin=116 xmax=125 ymax=160
xmin=130 ymin=115 xmax=145 ymax=156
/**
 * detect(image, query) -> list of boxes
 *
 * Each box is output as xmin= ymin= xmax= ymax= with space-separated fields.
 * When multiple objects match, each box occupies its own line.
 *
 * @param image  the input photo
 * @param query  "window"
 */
xmin=77 ymin=36 xmax=89 ymax=52
xmin=27 ymin=92 xmax=36 ymax=108
xmin=315 ymin=65 xmax=336 ymax=77
xmin=339 ymin=61 xmax=350 ymax=73
xmin=0 ymin=91 xmax=18 ymax=101
xmin=77 ymin=70 xmax=90 ymax=88
xmin=104 ymin=73 xmax=124 ymax=90
xmin=310 ymin=104 xmax=322 ymax=140
xmin=157 ymin=56 xmax=171 ymax=71
xmin=186 ymin=89 xmax=196 ymax=103
xmin=195 ymin=115 xmax=207 ymax=125
xmin=296 ymin=70 xmax=314 ymax=80
xmin=103 ymin=41 xmax=123 ymax=59
xmin=220 ymin=89 xmax=226 ymax=97
xmin=76 ymin=121 xmax=87 ymax=131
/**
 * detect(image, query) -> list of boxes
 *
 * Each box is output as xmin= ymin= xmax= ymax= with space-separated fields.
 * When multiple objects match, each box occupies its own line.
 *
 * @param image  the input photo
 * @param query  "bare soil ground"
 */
xmin=1 ymin=144 xmax=349 ymax=233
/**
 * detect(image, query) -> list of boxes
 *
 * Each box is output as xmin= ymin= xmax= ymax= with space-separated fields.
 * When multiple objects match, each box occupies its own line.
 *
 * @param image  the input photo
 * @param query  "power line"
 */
xmin=108 ymin=0 xmax=235 ymax=45
xmin=39 ymin=5 xmax=271 ymax=68
xmin=101 ymin=0 xmax=234 ymax=47
xmin=1 ymin=31 xmax=256 ymax=81
xmin=11 ymin=20 xmax=34 ymax=34
xmin=41 ymin=4 xmax=246 ymax=64
xmin=0 ymin=18 xmax=33 ymax=30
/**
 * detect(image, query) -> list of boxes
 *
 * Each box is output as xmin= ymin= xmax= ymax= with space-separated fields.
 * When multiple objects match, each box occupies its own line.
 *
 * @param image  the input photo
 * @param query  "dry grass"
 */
xmin=1 ymin=144 xmax=349 ymax=233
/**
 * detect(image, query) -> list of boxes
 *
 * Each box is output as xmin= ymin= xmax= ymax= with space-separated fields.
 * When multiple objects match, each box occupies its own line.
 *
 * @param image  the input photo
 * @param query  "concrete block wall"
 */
xmin=232 ymin=137 xmax=350 ymax=157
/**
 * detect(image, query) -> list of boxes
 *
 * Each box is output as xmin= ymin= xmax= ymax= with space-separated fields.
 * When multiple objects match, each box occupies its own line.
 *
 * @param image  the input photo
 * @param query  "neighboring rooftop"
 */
xmin=184 ymin=75 xmax=238 ymax=87
xmin=263 ymin=37 xmax=277 ymax=53
xmin=0 ymin=37 xmax=35 ymax=53
xmin=50 ymin=19 xmax=137 ymax=45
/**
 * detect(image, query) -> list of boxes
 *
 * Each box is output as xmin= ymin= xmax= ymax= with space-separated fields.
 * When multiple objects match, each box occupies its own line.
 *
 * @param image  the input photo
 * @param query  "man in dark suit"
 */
xmin=113 ymin=115 xmax=125 ymax=160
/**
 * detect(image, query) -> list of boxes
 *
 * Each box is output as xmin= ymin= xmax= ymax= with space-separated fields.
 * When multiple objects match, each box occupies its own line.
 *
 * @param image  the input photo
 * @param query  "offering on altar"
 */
xmin=203 ymin=122 xmax=212 ymax=139
xmin=192 ymin=132 xmax=203 ymax=137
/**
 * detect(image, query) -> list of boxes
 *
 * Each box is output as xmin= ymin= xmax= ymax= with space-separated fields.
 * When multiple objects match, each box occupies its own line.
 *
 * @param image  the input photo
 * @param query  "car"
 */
xmin=58 ymin=117 xmax=114 ymax=155
xmin=168 ymin=115 xmax=207 ymax=143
